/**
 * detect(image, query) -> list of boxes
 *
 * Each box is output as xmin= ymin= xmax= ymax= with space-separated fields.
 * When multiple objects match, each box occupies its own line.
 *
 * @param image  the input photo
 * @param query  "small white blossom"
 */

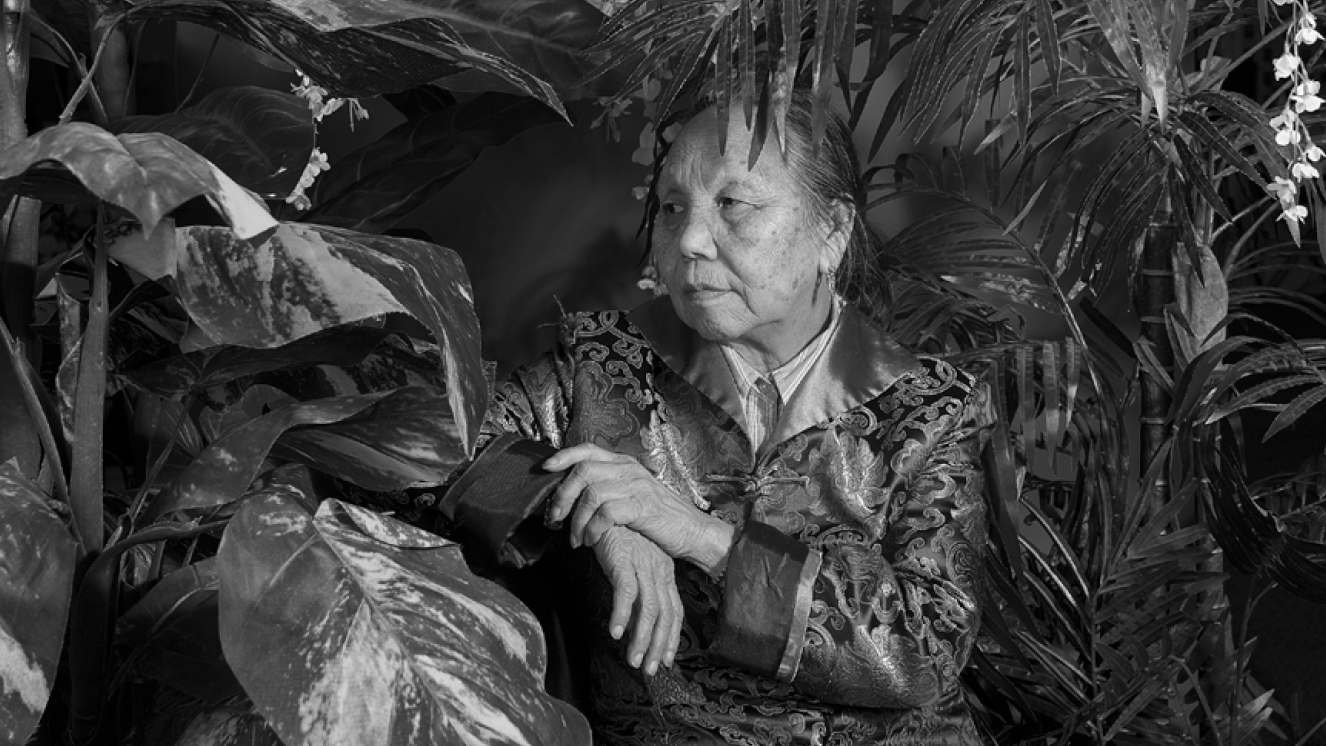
xmin=1308 ymin=145 xmax=1324 ymax=161
xmin=1274 ymin=0 xmax=1296 ymax=6
xmin=1275 ymin=53 xmax=1302 ymax=79
xmin=285 ymin=147 xmax=331 ymax=211
xmin=1281 ymin=203 xmax=1309 ymax=222
xmin=1272 ymin=110 xmax=1298 ymax=129
xmin=1297 ymin=25 xmax=1323 ymax=44
xmin=1269 ymin=176 xmax=1299 ymax=201
xmin=1293 ymin=160 xmax=1321 ymax=179
xmin=1293 ymin=79 xmax=1324 ymax=111
xmin=1278 ymin=126 xmax=1304 ymax=145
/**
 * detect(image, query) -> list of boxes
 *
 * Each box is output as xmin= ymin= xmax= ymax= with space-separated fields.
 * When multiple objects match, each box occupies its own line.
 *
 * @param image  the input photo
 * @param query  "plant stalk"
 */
xmin=69 ymin=207 xmax=111 ymax=555
xmin=86 ymin=0 xmax=132 ymax=120
xmin=1 ymin=0 xmax=43 ymax=478
xmin=1138 ymin=193 xmax=1175 ymax=510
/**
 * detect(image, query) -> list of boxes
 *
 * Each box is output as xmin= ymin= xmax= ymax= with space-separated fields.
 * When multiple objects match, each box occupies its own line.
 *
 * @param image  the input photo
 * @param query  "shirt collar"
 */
xmin=720 ymin=297 xmax=841 ymax=403
xmin=626 ymin=297 xmax=919 ymax=446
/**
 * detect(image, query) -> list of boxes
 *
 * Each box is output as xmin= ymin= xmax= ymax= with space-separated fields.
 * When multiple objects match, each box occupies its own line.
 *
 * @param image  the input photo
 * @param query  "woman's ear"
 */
xmin=819 ymin=199 xmax=853 ymax=275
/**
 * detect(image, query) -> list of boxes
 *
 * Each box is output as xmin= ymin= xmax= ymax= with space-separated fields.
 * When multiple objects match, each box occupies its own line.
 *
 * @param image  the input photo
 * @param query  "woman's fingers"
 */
xmin=575 ymin=492 xmax=642 ymax=548
xmin=625 ymin=571 xmax=659 ymax=671
xmin=545 ymin=456 xmax=634 ymax=527
xmin=605 ymin=543 xmax=637 ymax=641
xmin=643 ymin=571 xmax=679 ymax=675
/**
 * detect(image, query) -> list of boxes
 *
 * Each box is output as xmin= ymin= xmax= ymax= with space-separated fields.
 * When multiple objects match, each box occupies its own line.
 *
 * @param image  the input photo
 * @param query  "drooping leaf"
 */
xmin=112 ymin=223 xmax=486 ymax=454
xmin=0 ymin=123 xmax=276 ymax=238
xmin=146 ymin=391 xmax=390 ymax=520
xmin=111 ymin=86 xmax=317 ymax=198
xmin=115 ymin=559 xmax=243 ymax=702
xmin=0 ymin=463 xmax=77 ymax=744
xmin=302 ymin=93 xmax=560 ymax=233
xmin=129 ymin=0 xmax=613 ymax=114
xmin=125 ymin=325 xmax=396 ymax=399
xmin=274 ymin=385 xmax=465 ymax=491
xmin=217 ymin=493 xmax=591 ymax=746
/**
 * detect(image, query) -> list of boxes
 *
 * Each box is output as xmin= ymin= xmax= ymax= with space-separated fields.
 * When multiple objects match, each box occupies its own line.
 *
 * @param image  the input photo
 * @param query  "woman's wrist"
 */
xmin=686 ymin=519 xmax=736 ymax=577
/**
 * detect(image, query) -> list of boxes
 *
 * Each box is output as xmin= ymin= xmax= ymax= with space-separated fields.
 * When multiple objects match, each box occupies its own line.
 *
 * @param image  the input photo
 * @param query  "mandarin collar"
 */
xmin=626 ymin=297 xmax=920 ymax=446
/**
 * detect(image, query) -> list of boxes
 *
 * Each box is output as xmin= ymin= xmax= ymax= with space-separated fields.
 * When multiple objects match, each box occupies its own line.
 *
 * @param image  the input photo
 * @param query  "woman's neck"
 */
xmin=725 ymin=294 xmax=836 ymax=374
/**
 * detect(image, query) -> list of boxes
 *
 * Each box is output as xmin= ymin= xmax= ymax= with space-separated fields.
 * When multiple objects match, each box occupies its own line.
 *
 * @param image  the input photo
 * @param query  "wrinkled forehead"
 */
xmin=658 ymin=107 xmax=797 ymax=191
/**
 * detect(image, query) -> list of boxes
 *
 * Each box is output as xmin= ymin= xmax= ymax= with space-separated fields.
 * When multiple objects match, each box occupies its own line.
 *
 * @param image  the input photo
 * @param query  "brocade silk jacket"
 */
xmin=451 ymin=298 xmax=995 ymax=746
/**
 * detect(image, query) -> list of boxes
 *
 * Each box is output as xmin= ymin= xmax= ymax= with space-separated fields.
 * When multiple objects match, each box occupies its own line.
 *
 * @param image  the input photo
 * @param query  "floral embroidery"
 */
xmin=479 ymin=310 xmax=993 ymax=746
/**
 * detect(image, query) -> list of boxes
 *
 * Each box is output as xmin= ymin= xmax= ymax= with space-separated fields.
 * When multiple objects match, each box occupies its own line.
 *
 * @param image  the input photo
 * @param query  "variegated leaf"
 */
xmin=146 ymin=392 xmax=390 ymax=520
xmin=116 ymin=559 xmax=243 ymax=702
xmin=163 ymin=224 xmax=486 ymax=454
xmin=0 ymin=462 xmax=77 ymax=744
xmin=217 ymin=494 xmax=591 ymax=746
xmin=125 ymin=325 xmax=396 ymax=399
xmin=111 ymin=86 xmax=317 ymax=198
xmin=0 ymin=123 xmax=275 ymax=238
xmin=274 ymin=386 xmax=466 ymax=491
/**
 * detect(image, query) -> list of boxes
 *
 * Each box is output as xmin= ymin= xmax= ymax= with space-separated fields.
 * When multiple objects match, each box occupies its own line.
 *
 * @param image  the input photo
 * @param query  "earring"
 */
xmin=637 ymin=261 xmax=667 ymax=297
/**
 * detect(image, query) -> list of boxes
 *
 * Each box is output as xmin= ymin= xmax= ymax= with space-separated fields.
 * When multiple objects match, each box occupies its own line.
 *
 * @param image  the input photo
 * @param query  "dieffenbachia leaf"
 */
xmin=111 ymin=86 xmax=317 ymax=198
xmin=128 ymin=0 xmax=613 ymax=115
xmin=274 ymin=385 xmax=465 ymax=491
xmin=217 ymin=494 xmax=591 ymax=746
xmin=145 ymin=391 xmax=391 ymax=520
xmin=301 ymin=93 xmax=560 ymax=234
xmin=110 ymin=223 xmax=486 ymax=456
xmin=0 ymin=462 xmax=77 ymax=744
xmin=115 ymin=559 xmax=243 ymax=702
xmin=125 ymin=326 xmax=396 ymax=400
xmin=0 ymin=123 xmax=276 ymax=238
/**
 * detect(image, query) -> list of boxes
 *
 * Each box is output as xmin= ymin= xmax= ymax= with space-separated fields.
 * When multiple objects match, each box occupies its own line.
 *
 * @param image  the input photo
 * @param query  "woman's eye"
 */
xmin=659 ymin=202 xmax=684 ymax=217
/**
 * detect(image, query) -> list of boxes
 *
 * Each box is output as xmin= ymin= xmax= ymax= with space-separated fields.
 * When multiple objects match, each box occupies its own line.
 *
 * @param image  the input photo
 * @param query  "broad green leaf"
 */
xmin=125 ymin=325 xmax=395 ymax=399
xmin=114 ymin=223 xmax=486 ymax=454
xmin=129 ymin=0 xmax=612 ymax=114
xmin=274 ymin=385 xmax=466 ymax=491
xmin=302 ymin=93 xmax=559 ymax=233
xmin=146 ymin=392 xmax=390 ymax=520
xmin=111 ymin=86 xmax=317 ymax=198
xmin=217 ymin=494 xmax=591 ymax=746
xmin=115 ymin=559 xmax=243 ymax=702
xmin=0 ymin=463 xmax=77 ymax=744
xmin=0 ymin=123 xmax=276 ymax=237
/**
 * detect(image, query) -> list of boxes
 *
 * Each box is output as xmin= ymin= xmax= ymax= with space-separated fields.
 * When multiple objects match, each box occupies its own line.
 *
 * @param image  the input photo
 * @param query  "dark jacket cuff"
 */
xmin=445 ymin=433 xmax=564 ymax=568
xmin=710 ymin=521 xmax=821 ymax=681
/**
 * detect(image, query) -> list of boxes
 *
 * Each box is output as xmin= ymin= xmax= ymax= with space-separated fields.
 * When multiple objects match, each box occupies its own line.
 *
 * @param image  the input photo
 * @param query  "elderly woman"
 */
xmin=441 ymin=92 xmax=994 ymax=745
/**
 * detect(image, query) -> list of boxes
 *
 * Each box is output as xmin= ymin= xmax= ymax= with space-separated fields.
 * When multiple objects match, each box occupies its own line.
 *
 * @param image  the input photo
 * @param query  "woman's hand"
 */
xmin=544 ymin=444 xmax=734 ymax=574
xmin=593 ymin=527 xmax=682 ymax=676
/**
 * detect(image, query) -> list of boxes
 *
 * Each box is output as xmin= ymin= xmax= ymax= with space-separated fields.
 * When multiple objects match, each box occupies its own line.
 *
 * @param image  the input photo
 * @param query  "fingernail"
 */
xmin=646 ymin=661 xmax=658 ymax=676
xmin=610 ymin=625 xmax=624 ymax=639
xmin=631 ymin=653 xmax=643 ymax=668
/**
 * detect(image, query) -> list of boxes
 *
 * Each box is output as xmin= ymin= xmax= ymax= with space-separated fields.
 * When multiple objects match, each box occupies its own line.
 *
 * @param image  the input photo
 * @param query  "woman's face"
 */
xmin=652 ymin=108 xmax=846 ymax=361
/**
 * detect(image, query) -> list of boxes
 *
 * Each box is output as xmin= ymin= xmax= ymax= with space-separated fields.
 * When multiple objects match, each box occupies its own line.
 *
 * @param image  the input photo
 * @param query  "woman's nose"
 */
xmin=676 ymin=211 xmax=717 ymax=259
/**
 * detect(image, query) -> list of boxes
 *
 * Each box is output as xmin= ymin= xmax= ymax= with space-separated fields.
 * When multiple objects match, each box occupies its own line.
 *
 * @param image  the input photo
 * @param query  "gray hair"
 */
xmin=643 ymin=89 xmax=891 ymax=321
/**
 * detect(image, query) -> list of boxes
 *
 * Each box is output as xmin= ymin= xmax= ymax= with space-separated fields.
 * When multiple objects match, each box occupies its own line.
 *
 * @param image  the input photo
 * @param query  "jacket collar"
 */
xmin=626 ymin=297 xmax=919 ymax=446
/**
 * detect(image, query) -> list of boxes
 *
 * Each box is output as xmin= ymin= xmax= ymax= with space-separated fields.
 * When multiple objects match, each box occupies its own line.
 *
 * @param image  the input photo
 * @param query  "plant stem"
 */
xmin=1 ymin=0 xmax=43 ymax=478
xmin=1138 ymin=191 xmax=1175 ymax=510
xmin=87 ymin=0 xmax=132 ymax=120
xmin=69 ymin=206 xmax=111 ymax=555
